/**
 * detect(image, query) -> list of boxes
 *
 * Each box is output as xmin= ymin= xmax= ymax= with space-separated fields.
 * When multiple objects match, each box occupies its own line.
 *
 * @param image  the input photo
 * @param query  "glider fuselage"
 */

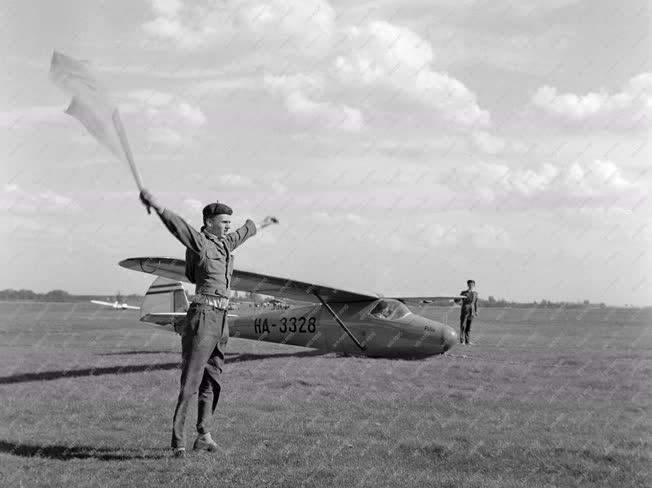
xmin=230 ymin=299 xmax=457 ymax=358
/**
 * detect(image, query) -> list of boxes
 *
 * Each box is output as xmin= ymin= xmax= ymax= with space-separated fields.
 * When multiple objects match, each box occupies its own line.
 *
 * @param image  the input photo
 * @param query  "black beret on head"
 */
xmin=202 ymin=201 xmax=233 ymax=218
xmin=467 ymin=279 xmax=476 ymax=285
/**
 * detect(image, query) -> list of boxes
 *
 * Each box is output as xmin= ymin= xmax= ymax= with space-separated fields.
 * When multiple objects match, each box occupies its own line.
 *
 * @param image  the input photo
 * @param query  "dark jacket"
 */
xmin=157 ymin=208 xmax=257 ymax=297
xmin=460 ymin=289 xmax=478 ymax=316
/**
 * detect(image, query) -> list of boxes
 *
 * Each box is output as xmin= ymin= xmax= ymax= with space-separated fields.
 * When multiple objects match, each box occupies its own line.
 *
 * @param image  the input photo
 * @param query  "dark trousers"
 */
xmin=171 ymin=303 xmax=229 ymax=449
xmin=460 ymin=308 xmax=474 ymax=343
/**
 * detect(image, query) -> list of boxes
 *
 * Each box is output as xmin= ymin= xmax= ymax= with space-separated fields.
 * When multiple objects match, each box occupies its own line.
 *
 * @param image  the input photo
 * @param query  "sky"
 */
xmin=1 ymin=0 xmax=651 ymax=306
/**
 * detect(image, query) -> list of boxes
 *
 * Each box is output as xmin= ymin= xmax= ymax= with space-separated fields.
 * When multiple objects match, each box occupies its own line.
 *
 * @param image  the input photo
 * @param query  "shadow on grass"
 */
xmin=0 ymin=363 xmax=180 ymax=384
xmin=0 ymin=352 xmax=325 ymax=384
xmin=99 ymin=350 xmax=177 ymax=356
xmin=0 ymin=440 xmax=166 ymax=461
xmin=226 ymin=351 xmax=437 ymax=361
xmin=225 ymin=350 xmax=326 ymax=363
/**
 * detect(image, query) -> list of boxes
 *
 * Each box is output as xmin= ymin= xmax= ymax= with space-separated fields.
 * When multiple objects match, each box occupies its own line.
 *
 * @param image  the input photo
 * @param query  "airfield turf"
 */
xmin=0 ymin=302 xmax=649 ymax=488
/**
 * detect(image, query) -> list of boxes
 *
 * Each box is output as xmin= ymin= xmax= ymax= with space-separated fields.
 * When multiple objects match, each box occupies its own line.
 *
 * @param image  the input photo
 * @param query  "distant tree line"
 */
xmin=0 ymin=289 xmax=142 ymax=302
xmin=479 ymin=296 xmax=606 ymax=309
xmin=0 ymin=289 xmax=72 ymax=301
xmin=0 ymin=288 xmax=636 ymax=309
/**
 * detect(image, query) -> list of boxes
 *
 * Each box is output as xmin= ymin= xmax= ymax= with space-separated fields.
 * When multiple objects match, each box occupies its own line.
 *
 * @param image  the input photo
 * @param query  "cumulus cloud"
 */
xmin=423 ymin=223 xmax=512 ymax=249
xmin=259 ymin=20 xmax=489 ymax=133
xmin=213 ymin=173 xmax=255 ymax=188
xmin=0 ymin=91 xmax=207 ymax=149
xmin=447 ymin=159 xmax=639 ymax=206
xmin=143 ymin=0 xmax=335 ymax=52
xmin=142 ymin=0 xmax=215 ymax=49
xmin=263 ymin=73 xmax=325 ymax=95
xmin=202 ymin=173 xmax=286 ymax=198
xmin=0 ymin=105 xmax=64 ymax=129
xmin=531 ymin=73 xmax=652 ymax=130
xmin=374 ymin=220 xmax=512 ymax=252
xmin=143 ymin=2 xmax=489 ymax=134
xmin=183 ymin=197 xmax=204 ymax=214
xmin=150 ymin=0 xmax=183 ymax=17
xmin=269 ymin=180 xmax=287 ymax=195
xmin=312 ymin=211 xmax=367 ymax=225
xmin=469 ymin=130 xmax=527 ymax=155
xmin=264 ymin=73 xmax=363 ymax=132
xmin=123 ymin=89 xmax=206 ymax=146
xmin=1 ymin=183 xmax=79 ymax=215
xmin=499 ymin=0 xmax=583 ymax=18
xmin=285 ymin=91 xmax=363 ymax=132
xmin=334 ymin=21 xmax=490 ymax=128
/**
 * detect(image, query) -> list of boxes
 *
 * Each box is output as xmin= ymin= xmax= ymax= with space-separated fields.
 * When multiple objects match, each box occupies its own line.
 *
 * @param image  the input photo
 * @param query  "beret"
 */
xmin=467 ymin=279 xmax=476 ymax=285
xmin=202 ymin=201 xmax=233 ymax=217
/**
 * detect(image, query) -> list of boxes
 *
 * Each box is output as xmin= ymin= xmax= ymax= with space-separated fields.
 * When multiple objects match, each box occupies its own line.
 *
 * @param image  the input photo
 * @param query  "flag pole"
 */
xmin=111 ymin=109 xmax=150 ymax=214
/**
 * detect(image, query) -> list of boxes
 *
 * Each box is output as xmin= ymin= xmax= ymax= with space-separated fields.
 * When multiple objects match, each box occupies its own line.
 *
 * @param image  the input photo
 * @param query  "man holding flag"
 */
xmin=140 ymin=190 xmax=278 ymax=458
xmin=51 ymin=50 xmax=279 ymax=458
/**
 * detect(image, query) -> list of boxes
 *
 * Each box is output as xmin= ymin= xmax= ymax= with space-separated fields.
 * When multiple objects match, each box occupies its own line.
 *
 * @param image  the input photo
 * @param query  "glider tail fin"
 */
xmin=140 ymin=276 xmax=188 ymax=320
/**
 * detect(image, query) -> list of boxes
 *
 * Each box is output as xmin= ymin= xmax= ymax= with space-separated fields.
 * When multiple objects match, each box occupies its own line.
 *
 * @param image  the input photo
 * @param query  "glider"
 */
xmin=120 ymin=257 xmax=462 ymax=358
xmin=90 ymin=299 xmax=139 ymax=310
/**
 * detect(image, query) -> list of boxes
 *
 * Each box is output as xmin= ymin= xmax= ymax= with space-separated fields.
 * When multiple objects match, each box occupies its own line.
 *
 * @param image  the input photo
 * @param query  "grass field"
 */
xmin=0 ymin=301 xmax=650 ymax=488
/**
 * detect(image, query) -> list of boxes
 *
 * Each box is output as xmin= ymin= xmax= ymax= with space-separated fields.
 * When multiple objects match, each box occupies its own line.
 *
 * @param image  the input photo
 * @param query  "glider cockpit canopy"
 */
xmin=367 ymin=299 xmax=411 ymax=320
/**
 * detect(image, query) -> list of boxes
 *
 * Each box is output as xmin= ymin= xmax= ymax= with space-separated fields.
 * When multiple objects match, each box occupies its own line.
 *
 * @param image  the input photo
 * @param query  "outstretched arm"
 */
xmin=140 ymin=189 xmax=205 ymax=254
xmin=224 ymin=216 xmax=279 ymax=251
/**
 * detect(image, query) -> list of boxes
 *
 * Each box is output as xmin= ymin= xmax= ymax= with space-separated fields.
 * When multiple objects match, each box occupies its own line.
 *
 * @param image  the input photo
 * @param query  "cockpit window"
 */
xmin=368 ymin=299 xmax=411 ymax=320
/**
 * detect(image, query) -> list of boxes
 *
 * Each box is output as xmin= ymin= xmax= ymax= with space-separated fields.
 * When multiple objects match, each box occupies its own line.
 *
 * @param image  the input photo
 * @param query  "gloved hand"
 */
xmin=139 ymin=189 xmax=163 ymax=214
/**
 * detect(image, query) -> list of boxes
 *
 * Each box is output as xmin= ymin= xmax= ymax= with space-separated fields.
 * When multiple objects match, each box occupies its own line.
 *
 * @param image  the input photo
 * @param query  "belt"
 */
xmin=192 ymin=294 xmax=230 ymax=310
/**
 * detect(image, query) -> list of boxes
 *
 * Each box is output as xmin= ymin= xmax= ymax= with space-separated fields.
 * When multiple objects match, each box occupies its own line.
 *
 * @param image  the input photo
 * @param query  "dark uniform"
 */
xmin=156 ymin=207 xmax=256 ymax=449
xmin=459 ymin=288 xmax=478 ymax=344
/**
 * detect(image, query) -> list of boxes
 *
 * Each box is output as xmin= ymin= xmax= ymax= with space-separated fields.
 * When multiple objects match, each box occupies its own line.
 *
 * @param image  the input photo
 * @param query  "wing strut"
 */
xmin=313 ymin=292 xmax=367 ymax=351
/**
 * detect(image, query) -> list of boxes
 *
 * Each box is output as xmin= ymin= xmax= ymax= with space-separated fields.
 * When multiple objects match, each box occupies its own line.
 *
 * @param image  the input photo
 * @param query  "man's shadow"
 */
xmin=225 ymin=350 xmax=326 ymax=363
xmin=0 ymin=363 xmax=180 ymax=385
xmin=99 ymin=350 xmax=177 ymax=356
xmin=0 ymin=351 xmax=328 ymax=385
xmin=0 ymin=440 xmax=166 ymax=461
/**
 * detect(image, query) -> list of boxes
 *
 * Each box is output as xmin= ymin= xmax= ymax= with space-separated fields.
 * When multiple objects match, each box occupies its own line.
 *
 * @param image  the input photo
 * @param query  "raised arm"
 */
xmin=224 ymin=216 xmax=278 ymax=252
xmin=140 ymin=189 xmax=205 ymax=253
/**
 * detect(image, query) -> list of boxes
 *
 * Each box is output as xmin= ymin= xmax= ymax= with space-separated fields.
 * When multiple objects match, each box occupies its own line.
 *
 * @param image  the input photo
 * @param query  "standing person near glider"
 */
xmin=459 ymin=279 xmax=479 ymax=345
xmin=139 ymin=189 xmax=278 ymax=458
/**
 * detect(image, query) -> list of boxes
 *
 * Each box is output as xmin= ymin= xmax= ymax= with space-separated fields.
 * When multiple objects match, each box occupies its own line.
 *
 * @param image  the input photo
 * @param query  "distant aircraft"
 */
xmin=119 ymin=257 xmax=463 ymax=358
xmin=260 ymin=297 xmax=290 ymax=309
xmin=90 ymin=299 xmax=139 ymax=310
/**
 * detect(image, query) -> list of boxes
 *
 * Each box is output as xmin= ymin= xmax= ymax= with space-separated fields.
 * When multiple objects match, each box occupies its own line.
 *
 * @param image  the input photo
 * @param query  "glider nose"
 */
xmin=417 ymin=317 xmax=458 ymax=354
xmin=442 ymin=326 xmax=457 ymax=352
